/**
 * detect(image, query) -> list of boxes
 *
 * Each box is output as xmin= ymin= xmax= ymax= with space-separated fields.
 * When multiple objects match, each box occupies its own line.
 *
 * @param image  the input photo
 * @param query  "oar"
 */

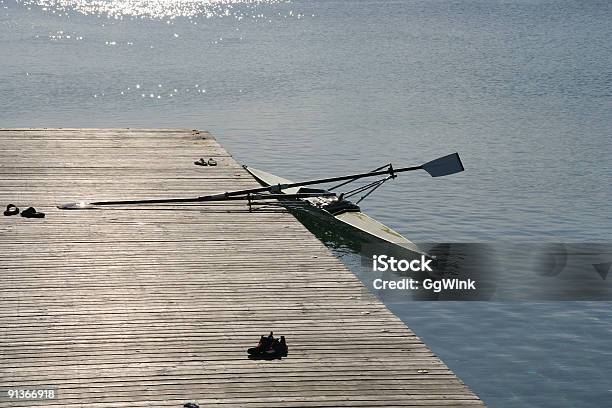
xmin=58 ymin=153 xmax=464 ymax=210
xmin=58 ymin=192 xmax=336 ymax=210
xmin=279 ymin=152 xmax=465 ymax=187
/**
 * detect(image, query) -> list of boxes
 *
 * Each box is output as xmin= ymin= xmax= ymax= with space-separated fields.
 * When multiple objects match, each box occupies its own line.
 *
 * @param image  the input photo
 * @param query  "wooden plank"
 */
xmin=0 ymin=129 xmax=484 ymax=408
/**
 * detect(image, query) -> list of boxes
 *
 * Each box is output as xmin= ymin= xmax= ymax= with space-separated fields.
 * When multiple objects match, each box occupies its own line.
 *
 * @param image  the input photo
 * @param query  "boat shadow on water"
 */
xmin=284 ymin=205 xmax=498 ymax=301
xmin=283 ymin=210 xmax=612 ymax=302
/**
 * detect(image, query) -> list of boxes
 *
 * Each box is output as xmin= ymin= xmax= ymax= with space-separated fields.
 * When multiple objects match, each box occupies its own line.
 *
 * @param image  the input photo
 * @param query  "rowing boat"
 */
xmin=58 ymin=153 xmax=464 ymax=257
xmin=243 ymin=166 xmax=427 ymax=255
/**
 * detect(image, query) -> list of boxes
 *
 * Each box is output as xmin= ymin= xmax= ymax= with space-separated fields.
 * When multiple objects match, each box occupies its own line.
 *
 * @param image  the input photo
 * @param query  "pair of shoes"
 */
xmin=247 ymin=332 xmax=288 ymax=360
xmin=194 ymin=158 xmax=217 ymax=166
xmin=3 ymin=204 xmax=45 ymax=218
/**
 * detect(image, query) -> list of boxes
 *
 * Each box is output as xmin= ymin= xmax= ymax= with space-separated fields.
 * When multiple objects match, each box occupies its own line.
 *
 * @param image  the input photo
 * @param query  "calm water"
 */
xmin=1 ymin=0 xmax=611 ymax=406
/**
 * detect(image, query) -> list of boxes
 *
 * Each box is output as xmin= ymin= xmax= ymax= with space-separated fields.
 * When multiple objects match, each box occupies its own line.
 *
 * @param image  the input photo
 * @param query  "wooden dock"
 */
xmin=0 ymin=129 xmax=484 ymax=408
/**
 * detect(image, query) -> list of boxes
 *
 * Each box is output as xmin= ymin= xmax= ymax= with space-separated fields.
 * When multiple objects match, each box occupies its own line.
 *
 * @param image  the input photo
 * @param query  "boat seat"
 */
xmin=323 ymin=200 xmax=361 ymax=216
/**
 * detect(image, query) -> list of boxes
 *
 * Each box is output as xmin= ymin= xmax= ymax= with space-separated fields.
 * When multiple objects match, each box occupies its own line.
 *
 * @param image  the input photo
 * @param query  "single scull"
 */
xmin=58 ymin=153 xmax=464 ymax=254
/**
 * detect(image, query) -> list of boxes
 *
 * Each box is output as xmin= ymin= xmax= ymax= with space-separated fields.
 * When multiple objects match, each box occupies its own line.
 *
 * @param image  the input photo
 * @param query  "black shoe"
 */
xmin=21 ymin=207 xmax=45 ymax=218
xmin=248 ymin=332 xmax=274 ymax=357
xmin=184 ymin=403 xmax=200 ymax=408
xmin=247 ymin=335 xmax=268 ymax=355
xmin=279 ymin=336 xmax=288 ymax=357
xmin=271 ymin=336 xmax=287 ymax=357
xmin=3 ymin=204 xmax=19 ymax=216
xmin=194 ymin=158 xmax=207 ymax=166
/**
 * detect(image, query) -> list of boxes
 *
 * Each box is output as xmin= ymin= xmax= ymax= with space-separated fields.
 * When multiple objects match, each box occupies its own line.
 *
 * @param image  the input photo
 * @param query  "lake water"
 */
xmin=1 ymin=0 xmax=611 ymax=406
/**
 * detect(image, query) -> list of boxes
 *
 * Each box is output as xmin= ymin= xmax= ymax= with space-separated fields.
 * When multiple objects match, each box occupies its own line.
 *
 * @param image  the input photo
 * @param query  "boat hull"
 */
xmin=244 ymin=166 xmax=426 ymax=255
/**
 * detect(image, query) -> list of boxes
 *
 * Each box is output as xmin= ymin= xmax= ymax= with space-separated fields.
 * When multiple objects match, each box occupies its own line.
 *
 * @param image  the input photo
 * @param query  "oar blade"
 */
xmin=422 ymin=153 xmax=465 ymax=177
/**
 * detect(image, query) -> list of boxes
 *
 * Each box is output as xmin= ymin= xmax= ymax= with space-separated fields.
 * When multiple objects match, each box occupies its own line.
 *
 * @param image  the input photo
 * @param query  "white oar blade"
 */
xmin=422 ymin=153 xmax=465 ymax=177
xmin=57 ymin=202 xmax=97 ymax=210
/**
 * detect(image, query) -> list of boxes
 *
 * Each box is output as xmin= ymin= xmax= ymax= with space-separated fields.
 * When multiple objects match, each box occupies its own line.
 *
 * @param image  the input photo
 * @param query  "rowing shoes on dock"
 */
xmin=58 ymin=153 xmax=464 ymax=252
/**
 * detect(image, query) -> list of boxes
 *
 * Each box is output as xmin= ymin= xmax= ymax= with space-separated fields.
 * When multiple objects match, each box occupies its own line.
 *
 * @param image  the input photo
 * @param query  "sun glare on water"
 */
xmin=17 ymin=0 xmax=286 ymax=19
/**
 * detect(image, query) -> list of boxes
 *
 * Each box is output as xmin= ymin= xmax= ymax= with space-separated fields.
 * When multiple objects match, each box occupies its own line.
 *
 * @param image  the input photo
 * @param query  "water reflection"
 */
xmin=287 ymin=206 xmax=498 ymax=301
xmin=286 ymin=206 xmax=365 ymax=256
xmin=18 ymin=0 xmax=290 ymax=20
xmin=287 ymin=207 xmax=612 ymax=302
